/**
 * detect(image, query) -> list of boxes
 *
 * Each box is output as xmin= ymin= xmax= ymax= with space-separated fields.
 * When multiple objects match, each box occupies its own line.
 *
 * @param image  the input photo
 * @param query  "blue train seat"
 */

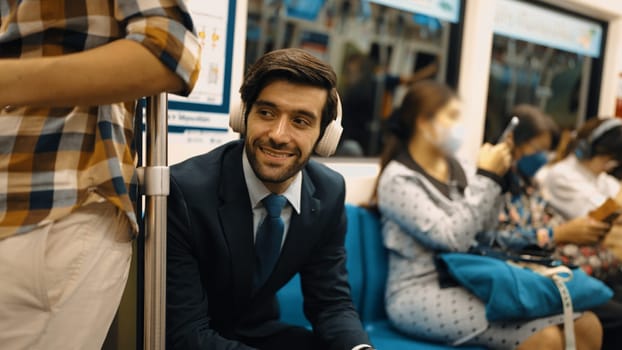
xmin=276 ymin=204 xmax=485 ymax=349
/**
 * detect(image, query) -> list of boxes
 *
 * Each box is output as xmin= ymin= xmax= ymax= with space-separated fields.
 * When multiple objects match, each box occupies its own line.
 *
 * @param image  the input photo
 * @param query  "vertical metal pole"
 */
xmin=144 ymin=93 xmax=168 ymax=350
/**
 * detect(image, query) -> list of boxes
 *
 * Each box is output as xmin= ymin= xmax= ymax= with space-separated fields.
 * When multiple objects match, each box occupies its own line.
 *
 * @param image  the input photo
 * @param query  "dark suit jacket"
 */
xmin=166 ymin=140 xmax=370 ymax=350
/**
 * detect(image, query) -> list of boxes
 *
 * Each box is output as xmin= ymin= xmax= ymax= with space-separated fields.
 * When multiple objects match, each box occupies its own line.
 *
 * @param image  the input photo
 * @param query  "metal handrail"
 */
xmin=143 ymin=93 xmax=169 ymax=350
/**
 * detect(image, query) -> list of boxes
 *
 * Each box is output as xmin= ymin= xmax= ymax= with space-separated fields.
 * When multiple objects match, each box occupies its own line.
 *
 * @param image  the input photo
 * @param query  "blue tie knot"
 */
xmin=262 ymin=194 xmax=287 ymax=218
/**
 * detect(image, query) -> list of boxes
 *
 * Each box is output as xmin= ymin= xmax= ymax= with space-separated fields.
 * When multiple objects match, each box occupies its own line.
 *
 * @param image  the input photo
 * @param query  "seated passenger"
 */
xmin=166 ymin=49 xmax=374 ymax=350
xmin=488 ymin=105 xmax=622 ymax=350
xmin=494 ymin=108 xmax=621 ymax=277
xmin=539 ymin=117 xmax=622 ymax=224
xmin=483 ymin=105 xmax=612 ymax=254
xmin=375 ymin=82 xmax=601 ymax=350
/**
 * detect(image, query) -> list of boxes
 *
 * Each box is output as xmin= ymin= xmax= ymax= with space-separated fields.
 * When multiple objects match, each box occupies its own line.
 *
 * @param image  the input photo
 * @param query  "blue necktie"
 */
xmin=254 ymin=194 xmax=287 ymax=290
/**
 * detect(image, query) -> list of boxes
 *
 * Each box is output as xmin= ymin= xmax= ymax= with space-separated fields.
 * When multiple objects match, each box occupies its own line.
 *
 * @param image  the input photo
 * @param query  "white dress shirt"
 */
xmin=242 ymin=149 xmax=301 ymax=246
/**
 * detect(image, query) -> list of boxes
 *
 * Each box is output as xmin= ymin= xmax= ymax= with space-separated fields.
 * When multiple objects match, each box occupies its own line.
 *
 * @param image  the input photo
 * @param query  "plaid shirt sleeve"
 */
xmin=0 ymin=0 xmax=201 ymax=239
xmin=119 ymin=0 xmax=201 ymax=95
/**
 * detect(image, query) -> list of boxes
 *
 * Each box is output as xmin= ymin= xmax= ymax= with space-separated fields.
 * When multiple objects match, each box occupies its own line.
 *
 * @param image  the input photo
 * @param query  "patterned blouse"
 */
xmin=483 ymin=172 xmax=559 ymax=251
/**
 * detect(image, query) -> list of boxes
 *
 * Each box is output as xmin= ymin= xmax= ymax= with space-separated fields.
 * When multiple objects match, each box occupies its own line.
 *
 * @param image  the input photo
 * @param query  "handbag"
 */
xmin=438 ymin=252 xmax=613 ymax=350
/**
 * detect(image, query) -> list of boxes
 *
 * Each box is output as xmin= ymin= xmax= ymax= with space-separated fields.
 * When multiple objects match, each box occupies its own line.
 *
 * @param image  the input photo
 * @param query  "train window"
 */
xmin=246 ymin=0 xmax=464 ymax=157
xmin=484 ymin=0 xmax=606 ymax=142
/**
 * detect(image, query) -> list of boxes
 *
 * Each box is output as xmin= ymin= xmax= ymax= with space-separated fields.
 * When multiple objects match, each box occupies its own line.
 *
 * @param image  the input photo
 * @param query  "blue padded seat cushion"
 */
xmin=364 ymin=320 xmax=483 ymax=350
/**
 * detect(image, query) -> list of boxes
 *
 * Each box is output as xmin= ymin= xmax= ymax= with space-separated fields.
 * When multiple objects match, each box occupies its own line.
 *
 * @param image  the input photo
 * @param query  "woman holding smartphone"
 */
xmin=374 ymin=81 xmax=602 ymax=349
xmin=490 ymin=106 xmax=622 ymax=350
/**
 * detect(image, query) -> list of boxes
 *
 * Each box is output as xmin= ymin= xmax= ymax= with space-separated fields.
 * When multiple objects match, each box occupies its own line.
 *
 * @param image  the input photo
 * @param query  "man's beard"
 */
xmin=245 ymin=139 xmax=311 ymax=184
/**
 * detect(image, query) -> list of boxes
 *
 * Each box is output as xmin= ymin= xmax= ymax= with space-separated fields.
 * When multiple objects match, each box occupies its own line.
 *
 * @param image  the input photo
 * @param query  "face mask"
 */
xmin=433 ymin=122 xmax=465 ymax=155
xmin=517 ymin=151 xmax=548 ymax=178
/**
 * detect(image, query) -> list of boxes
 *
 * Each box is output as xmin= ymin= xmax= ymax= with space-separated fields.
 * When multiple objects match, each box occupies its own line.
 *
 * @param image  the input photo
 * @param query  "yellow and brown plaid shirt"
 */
xmin=0 ymin=0 xmax=201 ymax=239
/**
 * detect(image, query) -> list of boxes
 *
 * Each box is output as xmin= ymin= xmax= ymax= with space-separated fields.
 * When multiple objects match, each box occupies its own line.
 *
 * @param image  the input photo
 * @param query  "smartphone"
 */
xmin=603 ymin=212 xmax=622 ymax=225
xmin=497 ymin=116 xmax=519 ymax=144
xmin=589 ymin=198 xmax=622 ymax=224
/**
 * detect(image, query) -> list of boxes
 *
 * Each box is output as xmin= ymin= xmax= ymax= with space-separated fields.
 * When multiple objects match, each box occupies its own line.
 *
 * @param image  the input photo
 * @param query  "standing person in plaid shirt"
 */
xmin=0 ymin=1 xmax=200 ymax=349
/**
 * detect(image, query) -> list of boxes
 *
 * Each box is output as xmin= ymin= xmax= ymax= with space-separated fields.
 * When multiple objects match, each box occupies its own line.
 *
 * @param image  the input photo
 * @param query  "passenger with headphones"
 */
xmin=540 ymin=117 xmax=622 ymax=221
xmin=166 ymin=48 xmax=374 ymax=350
xmin=493 ymin=108 xmax=620 ymax=278
xmin=501 ymin=109 xmax=622 ymax=350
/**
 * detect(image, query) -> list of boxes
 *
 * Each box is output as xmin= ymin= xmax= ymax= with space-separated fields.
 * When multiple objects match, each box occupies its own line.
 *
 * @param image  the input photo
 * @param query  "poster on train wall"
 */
xmin=166 ymin=0 xmax=240 ymax=164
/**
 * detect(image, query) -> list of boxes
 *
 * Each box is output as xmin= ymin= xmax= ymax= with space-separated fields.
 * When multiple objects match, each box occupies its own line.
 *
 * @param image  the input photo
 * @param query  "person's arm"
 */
xmin=553 ymin=216 xmax=610 ymax=245
xmin=377 ymin=142 xmax=510 ymax=252
xmin=299 ymin=199 xmax=371 ymax=350
xmin=0 ymin=39 xmax=184 ymax=107
xmin=377 ymin=162 xmax=503 ymax=252
xmin=1 ymin=2 xmax=200 ymax=108
xmin=167 ymin=177 xmax=255 ymax=350
xmin=494 ymin=202 xmax=609 ymax=250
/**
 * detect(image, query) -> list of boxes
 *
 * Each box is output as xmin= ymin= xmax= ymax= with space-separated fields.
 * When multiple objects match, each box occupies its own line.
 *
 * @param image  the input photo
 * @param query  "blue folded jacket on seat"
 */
xmin=438 ymin=252 xmax=613 ymax=322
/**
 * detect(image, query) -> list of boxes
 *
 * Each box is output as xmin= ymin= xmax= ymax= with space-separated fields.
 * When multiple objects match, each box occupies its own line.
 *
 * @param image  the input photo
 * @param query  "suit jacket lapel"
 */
xmin=217 ymin=143 xmax=255 ymax=304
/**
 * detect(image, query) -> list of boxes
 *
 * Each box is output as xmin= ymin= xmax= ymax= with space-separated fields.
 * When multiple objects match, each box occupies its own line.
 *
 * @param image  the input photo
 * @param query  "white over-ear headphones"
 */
xmin=229 ymin=91 xmax=343 ymax=157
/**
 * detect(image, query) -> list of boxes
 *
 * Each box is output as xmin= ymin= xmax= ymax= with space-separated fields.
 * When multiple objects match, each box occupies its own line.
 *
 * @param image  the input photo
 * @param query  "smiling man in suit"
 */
xmin=166 ymin=48 xmax=374 ymax=350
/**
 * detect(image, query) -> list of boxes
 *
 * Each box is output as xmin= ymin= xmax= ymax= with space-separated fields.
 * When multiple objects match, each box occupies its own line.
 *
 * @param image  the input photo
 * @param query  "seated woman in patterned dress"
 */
xmin=374 ymin=81 xmax=602 ymax=349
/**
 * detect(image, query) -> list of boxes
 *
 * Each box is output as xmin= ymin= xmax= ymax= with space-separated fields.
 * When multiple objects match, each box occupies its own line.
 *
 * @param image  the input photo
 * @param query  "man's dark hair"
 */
xmin=239 ymin=48 xmax=338 ymax=136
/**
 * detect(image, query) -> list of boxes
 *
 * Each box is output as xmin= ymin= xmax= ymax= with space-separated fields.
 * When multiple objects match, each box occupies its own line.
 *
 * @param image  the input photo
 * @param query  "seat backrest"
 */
xmin=277 ymin=204 xmax=366 ymax=325
xmin=354 ymin=205 xmax=388 ymax=323
xmin=344 ymin=204 xmax=366 ymax=310
xmin=276 ymin=273 xmax=307 ymax=326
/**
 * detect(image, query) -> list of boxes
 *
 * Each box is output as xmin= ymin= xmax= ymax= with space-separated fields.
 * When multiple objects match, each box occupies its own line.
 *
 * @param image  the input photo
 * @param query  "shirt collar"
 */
xmin=242 ymin=148 xmax=302 ymax=214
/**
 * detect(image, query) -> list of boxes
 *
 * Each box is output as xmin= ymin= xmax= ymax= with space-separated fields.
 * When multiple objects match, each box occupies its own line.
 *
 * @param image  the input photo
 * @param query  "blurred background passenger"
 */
xmin=539 ymin=117 xmax=622 ymax=222
xmin=338 ymin=44 xmax=440 ymax=156
xmin=486 ymin=105 xmax=621 ymax=350
xmin=480 ymin=105 xmax=607 ymax=252
xmin=374 ymin=81 xmax=601 ymax=349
